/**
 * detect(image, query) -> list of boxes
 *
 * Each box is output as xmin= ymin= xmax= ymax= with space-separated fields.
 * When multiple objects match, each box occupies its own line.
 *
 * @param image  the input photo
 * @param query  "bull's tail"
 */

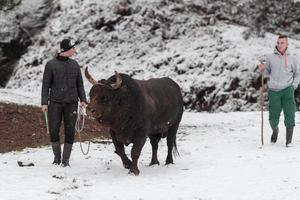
xmin=173 ymin=138 xmax=180 ymax=158
xmin=173 ymin=108 xmax=183 ymax=158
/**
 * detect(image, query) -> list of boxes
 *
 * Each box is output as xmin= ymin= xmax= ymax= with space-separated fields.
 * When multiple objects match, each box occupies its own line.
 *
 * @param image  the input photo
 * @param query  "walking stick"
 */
xmin=44 ymin=111 xmax=49 ymax=134
xmin=260 ymin=73 xmax=264 ymax=146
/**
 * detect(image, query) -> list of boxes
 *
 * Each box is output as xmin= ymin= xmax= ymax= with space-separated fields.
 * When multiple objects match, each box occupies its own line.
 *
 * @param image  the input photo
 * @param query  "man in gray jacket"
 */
xmin=258 ymin=35 xmax=300 ymax=147
xmin=41 ymin=39 xmax=87 ymax=166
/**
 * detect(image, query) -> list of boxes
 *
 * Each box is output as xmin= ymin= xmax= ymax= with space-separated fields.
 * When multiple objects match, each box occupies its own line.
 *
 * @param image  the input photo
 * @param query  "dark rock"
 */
xmin=113 ymin=4 xmax=132 ymax=16
xmin=17 ymin=161 xmax=34 ymax=167
xmin=190 ymin=85 xmax=216 ymax=111
xmin=93 ymin=17 xmax=105 ymax=30
xmin=225 ymin=77 xmax=240 ymax=92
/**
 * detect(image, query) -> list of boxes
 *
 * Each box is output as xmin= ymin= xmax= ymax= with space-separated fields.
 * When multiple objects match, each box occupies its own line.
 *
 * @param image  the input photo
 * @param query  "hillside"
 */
xmin=1 ymin=0 xmax=300 ymax=112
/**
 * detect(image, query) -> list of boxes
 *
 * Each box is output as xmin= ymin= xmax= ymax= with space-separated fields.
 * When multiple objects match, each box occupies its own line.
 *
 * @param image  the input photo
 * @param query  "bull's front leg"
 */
xmin=130 ymin=137 xmax=147 ymax=176
xmin=111 ymin=130 xmax=132 ymax=169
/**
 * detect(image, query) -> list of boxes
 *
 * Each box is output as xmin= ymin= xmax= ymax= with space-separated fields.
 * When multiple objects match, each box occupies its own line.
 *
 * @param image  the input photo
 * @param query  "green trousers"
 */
xmin=268 ymin=86 xmax=296 ymax=129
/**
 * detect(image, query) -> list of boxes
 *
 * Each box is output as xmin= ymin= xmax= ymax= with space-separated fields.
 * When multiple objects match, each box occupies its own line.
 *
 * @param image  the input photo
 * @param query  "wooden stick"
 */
xmin=260 ymin=73 xmax=264 ymax=145
xmin=44 ymin=111 xmax=49 ymax=134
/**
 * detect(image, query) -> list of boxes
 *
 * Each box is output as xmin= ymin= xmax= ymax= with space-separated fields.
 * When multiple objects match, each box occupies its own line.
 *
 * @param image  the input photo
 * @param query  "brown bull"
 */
xmin=85 ymin=68 xmax=183 ymax=175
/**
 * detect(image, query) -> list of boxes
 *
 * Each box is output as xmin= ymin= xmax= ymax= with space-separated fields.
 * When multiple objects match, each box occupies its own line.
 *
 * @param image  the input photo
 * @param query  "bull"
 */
xmin=85 ymin=68 xmax=183 ymax=175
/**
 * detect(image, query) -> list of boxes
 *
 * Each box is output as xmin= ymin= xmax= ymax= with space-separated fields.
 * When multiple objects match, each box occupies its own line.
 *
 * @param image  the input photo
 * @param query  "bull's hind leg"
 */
xmin=166 ymin=122 xmax=180 ymax=165
xmin=111 ymin=130 xmax=132 ymax=169
xmin=149 ymin=134 xmax=161 ymax=166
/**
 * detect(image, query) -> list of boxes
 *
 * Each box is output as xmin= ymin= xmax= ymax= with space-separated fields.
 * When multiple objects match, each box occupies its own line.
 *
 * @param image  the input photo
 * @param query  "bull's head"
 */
xmin=85 ymin=67 xmax=126 ymax=126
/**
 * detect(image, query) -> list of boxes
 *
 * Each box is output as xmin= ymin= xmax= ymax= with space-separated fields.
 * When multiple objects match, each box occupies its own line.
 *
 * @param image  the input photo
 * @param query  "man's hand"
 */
xmin=258 ymin=63 xmax=265 ymax=72
xmin=80 ymin=102 xmax=87 ymax=108
xmin=41 ymin=105 xmax=48 ymax=112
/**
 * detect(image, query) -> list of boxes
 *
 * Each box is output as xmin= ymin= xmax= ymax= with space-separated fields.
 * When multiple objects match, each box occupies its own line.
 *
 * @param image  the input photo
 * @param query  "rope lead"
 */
xmin=76 ymin=106 xmax=90 ymax=155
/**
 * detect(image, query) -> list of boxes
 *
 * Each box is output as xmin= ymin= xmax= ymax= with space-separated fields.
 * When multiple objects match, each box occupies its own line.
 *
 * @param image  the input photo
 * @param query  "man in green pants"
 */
xmin=258 ymin=35 xmax=300 ymax=147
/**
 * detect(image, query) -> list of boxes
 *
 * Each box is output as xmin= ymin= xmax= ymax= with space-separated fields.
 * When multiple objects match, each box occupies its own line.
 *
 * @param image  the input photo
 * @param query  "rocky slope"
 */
xmin=1 ymin=0 xmax=300 ymax=112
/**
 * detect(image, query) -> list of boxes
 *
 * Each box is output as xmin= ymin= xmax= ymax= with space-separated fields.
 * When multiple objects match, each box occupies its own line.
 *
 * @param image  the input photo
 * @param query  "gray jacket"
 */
xmin=264 ymin=48 xmax=300 ymax=91
xmin=41 ymin=56 xmax=87 ymax=105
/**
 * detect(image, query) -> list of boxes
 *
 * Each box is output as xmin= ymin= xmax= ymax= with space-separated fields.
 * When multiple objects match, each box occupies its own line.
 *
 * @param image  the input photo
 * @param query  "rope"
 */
xmin=76 ymin=106 xmax=90 ymax=155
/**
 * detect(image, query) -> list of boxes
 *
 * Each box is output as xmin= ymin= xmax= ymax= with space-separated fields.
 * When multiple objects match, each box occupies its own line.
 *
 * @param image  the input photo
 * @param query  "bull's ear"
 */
xmin=84 ymin=67 xmax=98 ymax=85
xmin=111 ymin=71 xmax=122 ymax=89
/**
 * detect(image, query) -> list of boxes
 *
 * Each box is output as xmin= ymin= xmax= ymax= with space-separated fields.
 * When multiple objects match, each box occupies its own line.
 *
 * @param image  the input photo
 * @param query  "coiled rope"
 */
xmin=75 ymin=106 xmax=90 ymax=155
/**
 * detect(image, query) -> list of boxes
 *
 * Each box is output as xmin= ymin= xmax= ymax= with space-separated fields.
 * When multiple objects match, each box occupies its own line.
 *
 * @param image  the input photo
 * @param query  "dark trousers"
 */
xmin=48 ymin=101 xmax=78 ymax=144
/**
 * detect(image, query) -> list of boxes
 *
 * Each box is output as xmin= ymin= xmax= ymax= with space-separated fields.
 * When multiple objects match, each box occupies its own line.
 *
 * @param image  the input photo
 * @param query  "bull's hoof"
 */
xmin=165 ymin=158 xmax=174 ymax=165
xmin=129 ymin=167 xmax=140 ymax=176
xmin=123 ymin=160 xmax=132 ymax=169
xmin=149 ymin=160 xmax=160 ymax=166
xmin=165 ymin=154 xmax=174 ymax=165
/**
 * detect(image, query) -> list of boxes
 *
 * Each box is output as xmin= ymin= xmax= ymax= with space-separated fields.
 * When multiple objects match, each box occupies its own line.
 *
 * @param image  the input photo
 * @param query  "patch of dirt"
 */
xmin=0 ymin=103 xmax=110 ymax=153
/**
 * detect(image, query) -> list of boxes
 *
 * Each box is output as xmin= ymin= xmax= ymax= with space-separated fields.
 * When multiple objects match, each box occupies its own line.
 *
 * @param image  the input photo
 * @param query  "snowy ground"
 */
xmin=1 ymin=111 xmax=300 ymax=200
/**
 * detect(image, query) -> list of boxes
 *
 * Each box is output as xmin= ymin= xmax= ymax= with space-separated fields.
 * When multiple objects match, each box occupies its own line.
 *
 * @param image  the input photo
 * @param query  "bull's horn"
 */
xmin=111 ymin=71 xmax=122 ymax=89
xmin=84 ymin=67 xmax=98 ymax=85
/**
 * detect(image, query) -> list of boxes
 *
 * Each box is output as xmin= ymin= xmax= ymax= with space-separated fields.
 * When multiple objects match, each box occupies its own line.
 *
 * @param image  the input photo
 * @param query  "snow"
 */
xmin=1 ymin=111 xmax=300 ymax=200
xmin=0 ymin=88 xmax=40 ymax=105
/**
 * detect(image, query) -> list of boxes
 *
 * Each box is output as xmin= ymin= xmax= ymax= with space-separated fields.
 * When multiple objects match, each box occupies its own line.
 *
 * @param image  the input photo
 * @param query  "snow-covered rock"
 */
xmin=0 ymin=0 xmax=53 ymax=87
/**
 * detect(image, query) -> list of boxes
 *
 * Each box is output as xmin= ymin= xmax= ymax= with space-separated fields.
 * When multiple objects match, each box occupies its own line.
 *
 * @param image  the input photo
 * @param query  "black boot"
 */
xmin=62 ymin=143 xmax=73 ymax=167
xmin=286 ymin=127 xmax=294 ymax=147
xmin=51 ymin=142 xmax=61 ymax=165
xmin=271 ymin=127 xmax=279 ymax=143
